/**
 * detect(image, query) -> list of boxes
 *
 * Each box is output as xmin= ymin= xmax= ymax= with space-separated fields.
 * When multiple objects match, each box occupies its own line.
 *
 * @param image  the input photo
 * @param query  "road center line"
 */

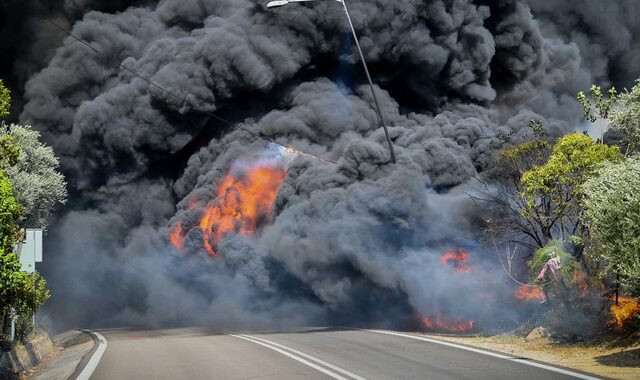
xmin=366 ymin=329 xmax=602 ymax=380
xmin=229 ymin=334 xmax=362 ymax=380
xmin=243 ymin=334 xmax=368 ymax=380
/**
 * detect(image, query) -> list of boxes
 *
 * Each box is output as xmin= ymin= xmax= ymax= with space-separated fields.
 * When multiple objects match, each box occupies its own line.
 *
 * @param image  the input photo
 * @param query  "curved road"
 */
xmin=90 ymin=327 xmax=600 ymax=380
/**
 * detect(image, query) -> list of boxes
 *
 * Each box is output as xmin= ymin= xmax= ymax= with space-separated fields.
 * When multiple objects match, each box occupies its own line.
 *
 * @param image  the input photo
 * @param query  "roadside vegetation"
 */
xmin=479 ymin=79 xmax=640 ymax=342
xmin=0 ymin=79 xmax=66 ymax=346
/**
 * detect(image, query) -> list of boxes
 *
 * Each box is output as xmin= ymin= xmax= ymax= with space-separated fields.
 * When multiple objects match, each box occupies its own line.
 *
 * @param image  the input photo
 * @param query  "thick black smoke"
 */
xmin=0 ymin=0 xmax=142 ymax=119
xmin=9 ymin=0 xmax=639 ymax=330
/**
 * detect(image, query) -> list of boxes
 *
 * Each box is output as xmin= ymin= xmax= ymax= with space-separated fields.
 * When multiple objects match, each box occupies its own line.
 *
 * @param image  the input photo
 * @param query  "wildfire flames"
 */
xmin=422 ymin=311 xmax=476 ymax=332
xmin=514 ymin=285 xmax=545 ymax=301
xmin=609 ymin=296 xmax=640 ymax=328
xmin=420 ymin=249 xmax=476 ymax=333
xmin=170 ymin=224 xmax=185 ymax=249
xmin=440 ymin=249 xmax=472 ymax=273
xmin=170 ymin=164 xmax=286 ymax=256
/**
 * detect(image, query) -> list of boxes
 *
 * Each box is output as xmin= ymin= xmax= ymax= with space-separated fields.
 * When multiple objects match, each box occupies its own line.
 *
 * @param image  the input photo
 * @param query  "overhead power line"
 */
xmin=43 ymin=17 xmax=339 ymax=165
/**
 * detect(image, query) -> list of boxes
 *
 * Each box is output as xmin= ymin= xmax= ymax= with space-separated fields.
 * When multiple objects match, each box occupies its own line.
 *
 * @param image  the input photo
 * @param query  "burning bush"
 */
xmin=609 ymin=296 xmax=640 ymax=330
xmin=525 ymin=240 xmax=598 ymax=304
xmin=515 ymin=285 xmax=545 ymax=301
xmin=521 ymin=240 xmax=611 ymax=339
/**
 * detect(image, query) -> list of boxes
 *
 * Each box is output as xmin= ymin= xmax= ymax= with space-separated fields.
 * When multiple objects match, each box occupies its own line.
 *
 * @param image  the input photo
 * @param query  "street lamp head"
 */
xmin=267 ymin=0 xmax=342 ymax=8
xmin=266 ymin=0 xmax=289 ymax=8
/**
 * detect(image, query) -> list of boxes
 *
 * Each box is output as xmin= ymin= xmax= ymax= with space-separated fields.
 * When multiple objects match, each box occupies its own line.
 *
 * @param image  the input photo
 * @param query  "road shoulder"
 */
xmin=418 ymin=333 xmax=639 ymax=380
xmin=25 ymin=331 xmax=95 ymax=380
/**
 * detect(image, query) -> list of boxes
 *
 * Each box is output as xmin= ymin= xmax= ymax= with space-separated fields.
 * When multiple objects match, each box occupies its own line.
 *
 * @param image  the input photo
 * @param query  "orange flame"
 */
xmin=514 ymin=285 xmax=545 ymax=301
xmin=170 ymin=165 xmax=286 ymax=256
xmin=420 ymin=249 xmax=476 ymax=332
xmin=440 ymin=249 xmax=471 ymax=273
xmin=609 ymin=296 xmax=640 ymax=328
xmin=170 ymin=224 xmax=185 ymax=249
xmin=422 ymin=311 xmax=475 ymax=332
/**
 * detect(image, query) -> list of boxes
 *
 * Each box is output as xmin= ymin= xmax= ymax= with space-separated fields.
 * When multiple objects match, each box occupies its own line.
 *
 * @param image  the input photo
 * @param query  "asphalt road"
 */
xmin=90 ymin=327 xmax=599 ymax=380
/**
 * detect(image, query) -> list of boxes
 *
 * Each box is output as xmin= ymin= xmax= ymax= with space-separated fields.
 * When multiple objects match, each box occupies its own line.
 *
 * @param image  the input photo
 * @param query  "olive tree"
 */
xmin=610 ymin=79 xmax=640 ymax=155
xmin=0 ymin=124 xmax=67 ymax=228
xmin=583 ymin=157 xmax=640 ymax=298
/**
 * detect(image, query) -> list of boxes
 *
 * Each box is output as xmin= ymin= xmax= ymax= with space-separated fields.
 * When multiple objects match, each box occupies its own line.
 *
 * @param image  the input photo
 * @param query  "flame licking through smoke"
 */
xmin=514 ymin=285 xmax=545 ymax=301
xmin=170 ymin=224 xmax=185 ymax=249
xmin=170 ymin=164 xmax=286 ymax=256
xmin=440 ymin=249 xmax=472 ymax=273
xmin=609 ymin=296 xmax=640 ymax=328
xmin=420 ymin=249 xmax=476 ymax=333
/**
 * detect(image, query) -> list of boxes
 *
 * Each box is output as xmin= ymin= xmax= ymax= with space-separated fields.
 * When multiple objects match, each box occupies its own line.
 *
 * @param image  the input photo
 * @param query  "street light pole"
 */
xmin=266 ymin=0 xmax=397 ymax=163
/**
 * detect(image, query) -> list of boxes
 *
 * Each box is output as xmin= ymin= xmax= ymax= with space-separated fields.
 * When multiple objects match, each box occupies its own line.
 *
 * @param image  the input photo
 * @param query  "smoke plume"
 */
xmin=6 ymin=0 xmax=639 ymax=330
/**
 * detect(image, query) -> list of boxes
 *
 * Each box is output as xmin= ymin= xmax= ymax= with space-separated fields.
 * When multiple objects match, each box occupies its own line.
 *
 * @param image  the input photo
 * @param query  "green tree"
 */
xmin=577 ymin=85 xmax=618 ymax=143
xmin=0 ymin=81 xmax=51 ymax=342
xmin=0 ymin=134 xmax=19 ymax=171
xmin=0 ymin=169 xmax=27 ymax=337
xmin=0 ymin=79 xmax=10 ymax=120
xmin=0 ymin=171 xmax=23 ymax=254
xmin=582 ymin=157 xmax=640 ymax=298
xmin=577 ymin=85 xmax=618 ymax=123
xmin=0 ymin=125 xmax=67 ymax=228
xmin=521 ymin=133 xmax=622 ymax=246
xmin=0 ymin=167 xmax=50 ymax=342
xmin=479 ymin=139 xmax=552 ymax=249
xmin=476 ymin=120 xmax=554 ymax=249
xmin=610 ymin=79 xmax=640 ymax=155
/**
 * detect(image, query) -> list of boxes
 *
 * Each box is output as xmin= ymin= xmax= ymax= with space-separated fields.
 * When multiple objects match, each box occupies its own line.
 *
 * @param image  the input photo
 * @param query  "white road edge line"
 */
xmin=229 ymin=334 xmax=352 ymax=380
xmin=76 ymin=330 xmax=108 ymax=380
xmin=244 ymin=334 xmax=368 ymax=380
xmin=366 ymin=329 xmax=602 ymax=380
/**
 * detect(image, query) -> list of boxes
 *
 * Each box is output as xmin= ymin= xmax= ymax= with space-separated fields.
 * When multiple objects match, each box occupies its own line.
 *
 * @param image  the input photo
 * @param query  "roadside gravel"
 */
xmin=421 ymin=333 xmax=640 ymax=380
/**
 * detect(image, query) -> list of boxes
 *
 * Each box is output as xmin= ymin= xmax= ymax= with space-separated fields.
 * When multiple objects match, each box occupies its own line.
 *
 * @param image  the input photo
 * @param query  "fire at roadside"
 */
xmin=609 ymin=296 xmax=640 ymax=329
xmin=166 ymin=152 xmax=640 ymax=335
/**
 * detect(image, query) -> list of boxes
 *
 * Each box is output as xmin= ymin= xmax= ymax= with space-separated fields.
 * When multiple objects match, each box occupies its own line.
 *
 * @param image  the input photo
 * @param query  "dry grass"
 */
xmin=421 ymin=333 xmax=640 ymax=380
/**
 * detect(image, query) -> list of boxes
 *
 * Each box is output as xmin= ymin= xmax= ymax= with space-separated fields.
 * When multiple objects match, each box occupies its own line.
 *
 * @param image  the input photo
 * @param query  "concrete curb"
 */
xmin=0 ymin=331 xmax=54 ymax=375
xmin=69 ymin=330 xmax=107 ymax=380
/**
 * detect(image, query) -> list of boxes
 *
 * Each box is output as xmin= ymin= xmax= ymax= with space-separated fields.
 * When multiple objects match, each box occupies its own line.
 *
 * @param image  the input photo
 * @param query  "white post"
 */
xmin=10 ymin=310 xmax=15 ymax=342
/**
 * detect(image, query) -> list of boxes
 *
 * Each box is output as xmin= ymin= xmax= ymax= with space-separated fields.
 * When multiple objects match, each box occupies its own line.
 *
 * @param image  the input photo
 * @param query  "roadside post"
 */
xmin=12 ymin=228 xmax=44 ymax=341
